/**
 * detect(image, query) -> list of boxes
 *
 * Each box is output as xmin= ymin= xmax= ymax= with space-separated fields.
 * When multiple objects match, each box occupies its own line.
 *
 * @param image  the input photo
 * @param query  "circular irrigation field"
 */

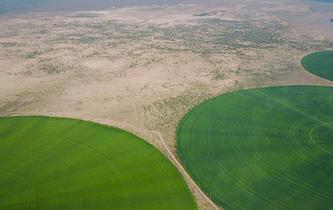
xmin=177 ymin=86 xmax=333 ymax=210
xmin=301 ymin=50 xmax=333 ymax=81
xmin=0 ymin=116 xmax=196 ymax=210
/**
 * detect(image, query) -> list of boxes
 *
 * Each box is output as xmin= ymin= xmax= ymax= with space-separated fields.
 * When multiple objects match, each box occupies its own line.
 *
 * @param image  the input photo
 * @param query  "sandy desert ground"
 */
xmin=1 ymin=0 xmax=333 ymax=208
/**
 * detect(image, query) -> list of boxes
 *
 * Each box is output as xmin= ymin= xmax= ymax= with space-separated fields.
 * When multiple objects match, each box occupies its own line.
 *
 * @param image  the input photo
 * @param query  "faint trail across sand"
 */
xmin=149 ymin=130 xmax=220 ymax=210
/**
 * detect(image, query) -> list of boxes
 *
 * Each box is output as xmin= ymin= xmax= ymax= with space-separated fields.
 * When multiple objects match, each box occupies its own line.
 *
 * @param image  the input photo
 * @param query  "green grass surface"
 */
xmin=301 ymin=50 xmax=333 ymax=81
xmin=177 ymin=86 xmax=333 ymax=210
xmin=0 ymin=116 xmax=196 ymax=210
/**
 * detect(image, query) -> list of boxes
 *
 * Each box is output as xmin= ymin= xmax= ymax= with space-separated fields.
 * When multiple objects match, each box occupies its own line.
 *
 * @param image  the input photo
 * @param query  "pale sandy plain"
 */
xmin=0 ymin=0 xmax=333 ymax=209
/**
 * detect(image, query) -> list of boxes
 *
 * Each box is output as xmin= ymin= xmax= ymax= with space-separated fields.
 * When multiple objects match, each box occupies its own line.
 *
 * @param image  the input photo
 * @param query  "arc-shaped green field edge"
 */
xmin=177 ymin=85 xmax=333 ymax=210
xmin=0 ymin=116 xmax=196 ymax=210
xmin=301 ymin=50 xmax=333 ymax=81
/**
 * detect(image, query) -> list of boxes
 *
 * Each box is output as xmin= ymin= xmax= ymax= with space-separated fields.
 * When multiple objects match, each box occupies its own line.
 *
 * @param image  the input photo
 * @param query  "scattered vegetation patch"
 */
xmin=193 ymin=10 xmax=225 ymax=17
xmin=177 ymin=86 xmax=333 ymax=210
xmin=145 ymin=89 xmax=213 ymax=129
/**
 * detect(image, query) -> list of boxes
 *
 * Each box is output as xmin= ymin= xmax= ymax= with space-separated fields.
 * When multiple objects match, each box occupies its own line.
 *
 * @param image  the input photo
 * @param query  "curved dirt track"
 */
xmin=150 ymin=130 xmax=220 ymax=210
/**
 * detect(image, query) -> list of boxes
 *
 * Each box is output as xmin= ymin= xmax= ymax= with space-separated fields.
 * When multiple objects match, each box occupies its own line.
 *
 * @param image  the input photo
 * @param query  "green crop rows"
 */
xmin=302 ymin=50 xmax=333 ymax=81
xmin=177 ymin=86 xmax=333 ymax=210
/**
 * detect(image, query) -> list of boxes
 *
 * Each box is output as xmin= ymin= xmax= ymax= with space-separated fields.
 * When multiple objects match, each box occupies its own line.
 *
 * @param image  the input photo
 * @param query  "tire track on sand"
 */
xmin=149 ymin=130 xmax=220 ymax=210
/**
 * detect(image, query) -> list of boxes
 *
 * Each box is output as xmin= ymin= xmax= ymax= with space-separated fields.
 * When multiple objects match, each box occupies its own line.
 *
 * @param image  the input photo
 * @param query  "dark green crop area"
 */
xmin=177 ymin=86 xmax=333 ymax=210
xmin=0 ymin=116 xmax=196 ymax=210
xmin=301 ymin=50 xmax=333 ymax=81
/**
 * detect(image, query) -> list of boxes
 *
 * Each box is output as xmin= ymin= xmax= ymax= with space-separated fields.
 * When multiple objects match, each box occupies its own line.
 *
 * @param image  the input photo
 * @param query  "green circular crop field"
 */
xmin=177 ymin=86 xmax=333 ymax=210
xmin=301 ymin=50 xmax=333 ymax=81
xmin=0 ymin=116 xmax=196 ymax=210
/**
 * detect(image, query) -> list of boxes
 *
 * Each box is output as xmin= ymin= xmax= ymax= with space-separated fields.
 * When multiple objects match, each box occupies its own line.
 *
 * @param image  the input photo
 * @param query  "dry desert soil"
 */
xmin=1 ymin=0 xmax=333 ymax=209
